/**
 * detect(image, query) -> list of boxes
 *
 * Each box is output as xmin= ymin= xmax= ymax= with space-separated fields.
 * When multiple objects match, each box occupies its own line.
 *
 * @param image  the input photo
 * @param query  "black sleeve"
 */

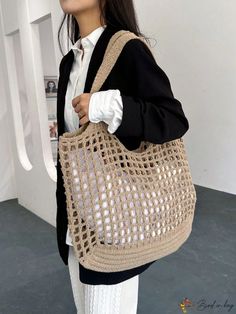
xmin=113 ymin=38 xmax=189 ymax=144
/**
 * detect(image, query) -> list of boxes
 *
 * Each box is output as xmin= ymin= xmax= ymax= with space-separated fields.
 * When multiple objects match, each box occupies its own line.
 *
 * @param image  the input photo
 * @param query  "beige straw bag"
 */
xmin=58 ymin=30 xmax=197 ymax=272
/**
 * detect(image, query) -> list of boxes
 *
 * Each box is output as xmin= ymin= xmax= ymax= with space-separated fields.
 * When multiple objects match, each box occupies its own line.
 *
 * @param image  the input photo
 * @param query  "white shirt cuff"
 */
xmin=88 ymin=89 xmax=123 ymax=134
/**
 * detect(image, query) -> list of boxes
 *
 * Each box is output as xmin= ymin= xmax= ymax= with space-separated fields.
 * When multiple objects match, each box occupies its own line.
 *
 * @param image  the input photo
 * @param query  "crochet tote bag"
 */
xmin=58 ymin=30 xmax=197 ymax=272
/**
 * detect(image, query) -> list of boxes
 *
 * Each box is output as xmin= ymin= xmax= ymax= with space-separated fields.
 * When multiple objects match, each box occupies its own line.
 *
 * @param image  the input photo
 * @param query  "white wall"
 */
xmin=136 ymin=0 xmax=236 ymax=194
xmin=0 ymin=30 xmax=16 ymax=201
xmin=0 ymin=0 xmax=64 ymax=225
xmin=0 ymin=0 xmax=235 ymax=226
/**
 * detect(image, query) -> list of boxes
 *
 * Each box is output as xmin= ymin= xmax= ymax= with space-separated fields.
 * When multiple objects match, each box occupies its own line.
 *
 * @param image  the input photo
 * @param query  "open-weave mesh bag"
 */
xmin=58 ymin=30 xmax=197 ymax=272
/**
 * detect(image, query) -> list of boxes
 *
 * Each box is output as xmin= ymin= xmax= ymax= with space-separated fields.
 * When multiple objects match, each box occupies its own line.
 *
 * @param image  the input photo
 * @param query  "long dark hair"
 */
xmin=58 ymin=0 xmax=154 ymax=56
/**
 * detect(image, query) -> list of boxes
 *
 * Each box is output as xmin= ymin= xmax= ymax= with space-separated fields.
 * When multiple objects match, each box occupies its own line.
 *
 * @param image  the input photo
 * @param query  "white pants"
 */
xmin=68 ymin=246 xmax=139 ymax=314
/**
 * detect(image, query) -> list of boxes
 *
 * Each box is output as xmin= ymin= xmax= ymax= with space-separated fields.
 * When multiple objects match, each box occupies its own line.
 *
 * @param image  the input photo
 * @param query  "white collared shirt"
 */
xmin=64 ymin=25 xmax=123 ymax=246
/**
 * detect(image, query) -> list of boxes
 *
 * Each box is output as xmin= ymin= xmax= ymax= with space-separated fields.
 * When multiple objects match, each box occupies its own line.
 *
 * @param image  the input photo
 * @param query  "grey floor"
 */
xmin=0 ymin=185 xmax=235 ymax=314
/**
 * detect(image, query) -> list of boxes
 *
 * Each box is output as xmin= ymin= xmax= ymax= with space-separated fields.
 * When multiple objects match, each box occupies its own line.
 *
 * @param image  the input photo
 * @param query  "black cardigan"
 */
xmin=56 ymin=24 xmax=189 ymax=285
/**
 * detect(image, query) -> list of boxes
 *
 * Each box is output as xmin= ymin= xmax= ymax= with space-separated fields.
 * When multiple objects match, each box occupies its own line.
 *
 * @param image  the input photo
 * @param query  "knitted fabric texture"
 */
xmin=58 ymin=30 xmax=197 ymax=272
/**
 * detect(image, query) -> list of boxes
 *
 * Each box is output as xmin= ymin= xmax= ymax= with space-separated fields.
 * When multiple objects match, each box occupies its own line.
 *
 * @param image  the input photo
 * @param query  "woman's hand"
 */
xmin=72 ymin=93 xmax=92 ymax=125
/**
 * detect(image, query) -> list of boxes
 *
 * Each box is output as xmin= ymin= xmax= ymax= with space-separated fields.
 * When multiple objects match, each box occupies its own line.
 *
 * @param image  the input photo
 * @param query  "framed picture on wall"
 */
xmin=48 ymin=119 xmax=58 ymax=140
xmin=47 ymin=97 xmax=57 ymax=120
xmin=44 ymin=76 xmax=58 ymax=98
xmin=51 ymin=139 xmax=58 ymax=166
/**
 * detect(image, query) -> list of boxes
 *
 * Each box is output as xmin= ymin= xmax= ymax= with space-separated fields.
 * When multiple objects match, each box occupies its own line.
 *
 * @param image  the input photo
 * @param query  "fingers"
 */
xmin=71 ymin=95 xmax=80 ymax=107
xmin=72 ymin=94 xmax=85 ymax=115
xmin=71 ymin=93 xmax=91 ymax=125
xmin=79 ymin=115 xmax=89 ymax=125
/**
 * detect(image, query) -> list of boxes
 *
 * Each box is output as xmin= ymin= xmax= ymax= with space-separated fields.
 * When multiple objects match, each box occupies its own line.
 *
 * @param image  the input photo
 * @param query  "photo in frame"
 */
xmin=44 ymin=76 xmax=58 ymax=98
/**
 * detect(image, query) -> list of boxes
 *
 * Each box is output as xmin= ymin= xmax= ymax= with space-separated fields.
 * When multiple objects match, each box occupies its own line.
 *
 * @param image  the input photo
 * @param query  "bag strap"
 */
xmin=73 ymin=30 xmax=155 ymax=134
xmin=90 ymin=30 xmax=154 ymax=93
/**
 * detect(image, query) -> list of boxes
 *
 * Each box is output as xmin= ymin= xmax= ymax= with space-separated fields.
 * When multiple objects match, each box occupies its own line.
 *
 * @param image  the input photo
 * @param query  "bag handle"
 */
xmin=71 ymin=30 xmax=153 ymax=134
xmin=90 ymin=30 xmax=153 ymax=93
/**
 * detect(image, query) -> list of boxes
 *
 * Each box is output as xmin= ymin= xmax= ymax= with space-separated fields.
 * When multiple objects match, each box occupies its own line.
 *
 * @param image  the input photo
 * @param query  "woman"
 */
xmin=56 ymin=0 xmax=190 ymax=313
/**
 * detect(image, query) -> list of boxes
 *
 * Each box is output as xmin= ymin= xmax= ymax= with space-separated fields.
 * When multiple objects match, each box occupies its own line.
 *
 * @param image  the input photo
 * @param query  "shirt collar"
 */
xmin=71 ymin=25 xmax=107 ymax=55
